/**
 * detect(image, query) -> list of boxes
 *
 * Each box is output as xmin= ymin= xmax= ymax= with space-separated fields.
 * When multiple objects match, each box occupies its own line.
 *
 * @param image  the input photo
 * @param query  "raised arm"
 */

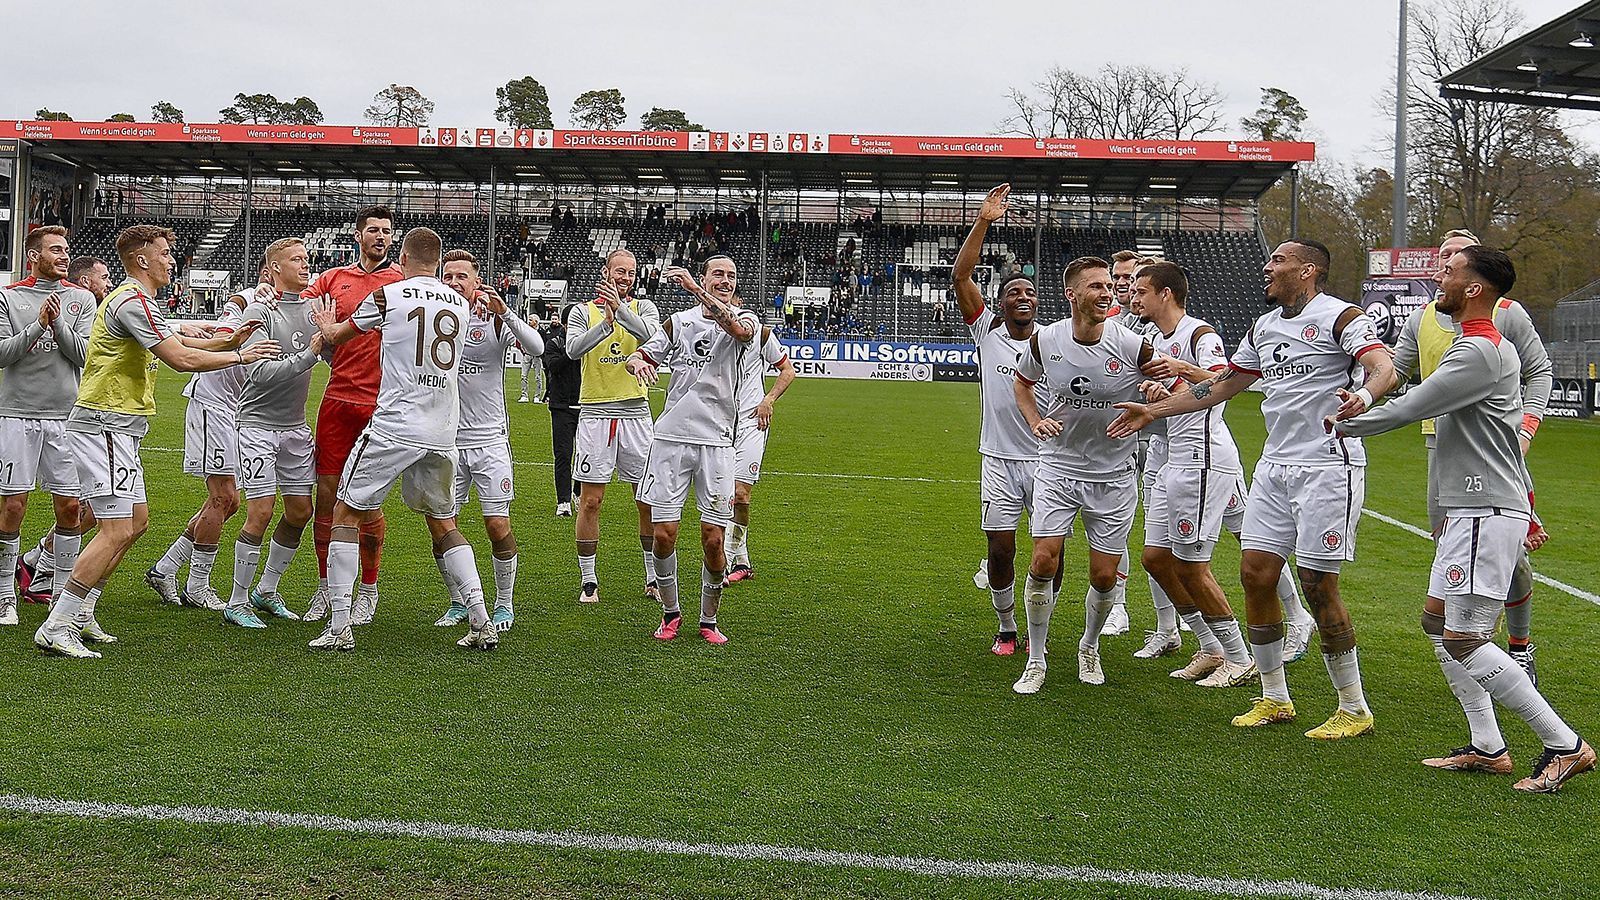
xmin=1328 ymin=305 xmax=1396 ymax=419
xmin=478 ymin=285 xmax=545 ymax=358
xmin=152 ymin=334 xmax=279 ymax=373
xmin=953 ymin=184 xmax=1008 ymax=324
xmin=564 ymin=300 xmax=613 ymax=359
xmin=1107 ymin=365 xmax=1254 ymax=439
xmin=310 ymin=292 xmax=373 ymax=347
xmin=0 ymin=291 xmax=46 ymax=367
xmin=616 ymin=295 xmax=660 ymax=343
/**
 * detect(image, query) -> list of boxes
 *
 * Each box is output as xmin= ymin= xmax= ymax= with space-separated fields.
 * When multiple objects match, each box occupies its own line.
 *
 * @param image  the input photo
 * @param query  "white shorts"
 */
xmin=338 ymin=428 xmax=458 ymax=519
xmin=639 ymin=438 xmax=733 ymax=526
xmin=980 ymin=455 xmax=1037 ymax=531
xmin=0 ymin=417 xmax=79 ymax=495
xmin=455 ymin=441 xmax=515 ymax=518
xmin=183 ymin=402 xmax=238 ymax=478
xmin=733 ymin=420 xmax=770 ymax=484
xmin=574 ymin=416 xmax=653 ymax=485
xmin=237 ymin=424 xmax=316 ymax=500
xmin=1240 ymin=461 xmax=1365 ymax=573
xmin=1030 ymin=471 xmax=1138 ymax=555
xmin=1138 ymin=436 xmax=1169 ymax=501
xmin=1221 ymin=472 xmax=1247 ymax=535
xmin=67 ymin=428 xmax=145 ymax=519
xmin=1430 ymin=511 xmax=1528 ymax=604
xmin=1145 ymin=465 xmax=1241 ymax=562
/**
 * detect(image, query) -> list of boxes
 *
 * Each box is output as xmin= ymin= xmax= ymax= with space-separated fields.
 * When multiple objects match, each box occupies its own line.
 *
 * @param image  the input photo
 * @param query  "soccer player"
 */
xmin=949 ymin=185 xmax=1049 ymax=655
xmin=1010 ymin=257 xmax=1153 ymax=693
xmin=306 ymin=227 xmax=496 ymax=652
xmin=34 ymin=225 xmax=277 ymax=658
xmin=518 ymin=337 xmax=545 ymax=403
xmin=564 ymin=249 xmax=660 ymax=605
xmin=1110 ymin=239 xmax=1393 ymax=738
xmin=626 ymin=257 xmax=759 ymax=644
xmin=433 ymin=249 xmax=545 ymax=632
xmin=0 ymin=227 xmax=97 ymax=628
xmin=222 ymin=238 xmax=326 ymax=628
xmin=144 ymin=260 xmax=269 ymax=611
xmin=302 ymin=205 xmax=402 ymax=626
xmin=15 ymin=255 xmax=113 ymax=605
xmin=1332 ymin=246 xmax=1592 ymax=792
xmin=1368 ymin=229 xmax=1551 ymax=682
xmin=722 ymin=316 xmax=795 ymax=584
xmin=1126 ymin=262 xmax=1256 ymax=686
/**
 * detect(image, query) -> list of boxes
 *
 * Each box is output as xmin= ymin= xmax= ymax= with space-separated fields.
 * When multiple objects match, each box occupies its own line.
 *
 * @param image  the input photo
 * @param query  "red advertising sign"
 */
xmin=0 ymin=120 xmax=1317 ymax=163
xmin=1367 ymin=248 xmax=1440 ymax=278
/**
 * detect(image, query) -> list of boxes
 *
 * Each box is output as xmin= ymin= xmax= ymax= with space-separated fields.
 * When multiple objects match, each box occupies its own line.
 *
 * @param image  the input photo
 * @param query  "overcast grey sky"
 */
xmin=5 ymin=0 xmax=1592 ymax=170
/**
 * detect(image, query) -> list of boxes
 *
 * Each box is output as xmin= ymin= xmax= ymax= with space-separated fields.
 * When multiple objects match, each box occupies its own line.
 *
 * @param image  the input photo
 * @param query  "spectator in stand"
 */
xmin=563 ymin=207 xmax=576 ymax=230
xmin=549 ymin=202 xmax=561 ymax=227
xmin=933 ymin=289 xmax=949 ymax=323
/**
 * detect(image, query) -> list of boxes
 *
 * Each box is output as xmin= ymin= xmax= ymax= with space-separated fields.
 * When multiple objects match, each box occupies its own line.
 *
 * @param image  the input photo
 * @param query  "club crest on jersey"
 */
xmin=1321 ymin=530 xmax=1343 ymax=551
xmin=1177 ymin=518 xmax=1196 ymax=538
xmin=1168 ymin=342 xmax=1181 ymax=356
xmin=1445 ymin=564 xmax=1467 ymax=588
xmin=1227 ymin=492 xmax=1242 ymax=512
xmin=466 ymin=325 xmax=488 ymax=346
xmin=67 ymin=301 xmax=83 ymax=316
xmin=1301 ymin=324 xmax=1320 ymax=342
xmin=1105 ymin=357 xmax=1123 ymax=375
xmin=500 ymin=478 xmax=512 ymax=493
xmin=748 ymin=462 xmax=760 ymax=476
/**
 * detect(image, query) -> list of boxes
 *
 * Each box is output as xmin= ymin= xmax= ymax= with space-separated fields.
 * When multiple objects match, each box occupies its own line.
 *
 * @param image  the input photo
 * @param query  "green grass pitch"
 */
xmin=0 ymin=371 xmax=1595 ymax=899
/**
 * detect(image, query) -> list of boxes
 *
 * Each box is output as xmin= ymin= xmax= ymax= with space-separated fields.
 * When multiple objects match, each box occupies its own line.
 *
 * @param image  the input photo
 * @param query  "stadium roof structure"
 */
xmin=3 ymin=120 xmax=1313 ymax=200
xmin=1438 ymin=0 xmax=1600 ymax=112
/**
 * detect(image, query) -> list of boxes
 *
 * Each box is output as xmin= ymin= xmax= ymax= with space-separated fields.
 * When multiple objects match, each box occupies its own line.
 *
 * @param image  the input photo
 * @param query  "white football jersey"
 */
xmin=1231 ymin=292 xmax=1383 ymax=468
xmin=1154 ymin=314 xmax=1241 ymax=473
xmin=1015 ymin=319 xmax=1150 ymax=481
xmin=638 ymin=306 xmax=761 ymax=447
xmin=456 ymin=306 xmax=513 ymax=449
xmin=182 ymin=293 xmax=251 ymax=412
xmin=735 ymin=327 xmax=789 ymax=414
xmin=969 ymin=307 xmax=1043 ymax=461
xmin=351 ymin=275 xmax=471 ymax=452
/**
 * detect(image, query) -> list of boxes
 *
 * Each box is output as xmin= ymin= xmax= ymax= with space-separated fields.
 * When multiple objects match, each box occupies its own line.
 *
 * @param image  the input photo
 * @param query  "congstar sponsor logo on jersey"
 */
xmin=1054 ymin=375 xmax=1116 ymax=410
xmin=1260 ymin=341 xmax=1317 ymax=379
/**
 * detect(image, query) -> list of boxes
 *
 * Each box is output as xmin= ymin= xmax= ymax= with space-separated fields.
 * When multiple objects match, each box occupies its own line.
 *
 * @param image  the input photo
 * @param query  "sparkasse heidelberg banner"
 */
xmin=3 ymin=120 xmax=1314 ymax=163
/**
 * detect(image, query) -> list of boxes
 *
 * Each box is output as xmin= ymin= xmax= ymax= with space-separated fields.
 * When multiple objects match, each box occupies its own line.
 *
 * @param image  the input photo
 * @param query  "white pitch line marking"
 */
xmin=144 ymin=447 xmax=1594 ymax=603
xmin=0 ymin=794 xmax=1488 ymax=900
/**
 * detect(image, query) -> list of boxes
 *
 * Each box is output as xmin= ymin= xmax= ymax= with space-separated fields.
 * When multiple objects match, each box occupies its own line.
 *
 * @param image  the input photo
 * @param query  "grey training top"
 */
xmin=1340 ymin=322 xmax=1530 ymax=513
xmin=237 ymin=293 xmax=323 ymax=431
xmin=0 ymin=278 xmax=97 ymax=419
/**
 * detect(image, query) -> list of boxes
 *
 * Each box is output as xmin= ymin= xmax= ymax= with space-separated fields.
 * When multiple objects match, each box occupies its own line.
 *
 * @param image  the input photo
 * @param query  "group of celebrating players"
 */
xmin=0 ymin=205 xmax=795 ymax=660
xmin=0 ymin=184 xmax=1590 ymax=793
xmin=961 ymin=183 xmax=1590 ymax=793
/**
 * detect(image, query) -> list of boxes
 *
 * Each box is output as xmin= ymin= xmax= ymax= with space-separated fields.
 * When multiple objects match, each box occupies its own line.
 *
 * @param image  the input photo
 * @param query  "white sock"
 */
xmin=1460 ymin=642 xmax=1579 ymax=750
xmin=155 ymin=534 xmax=195 ymax=577
xmin=1180 ymin=608 xmax=1223 ymax=655
xmin=0 ymin=532 xmax=18 ymax=603
xmin=1079 ymin=584 xmax=1116 ymax=653
xmin=73 ymin=585 xmax=104 ymax=627
xmin=1151 ymin=576 xmax=1178 ymax=633
xmin=1278 ymin=567 xmax=1313 ymax=626
xmin=185 ymin=544 xmax=218 ymax=598
xmin=1253 ymin=634 xmax=1290 ymax=702
xmin=578 ymin=552 xmax=597 ymax=586
xmin=327 ymin=540 xmax=358 ymax=631
xmin=51 ymin=530 xmax=81 ymax=603
xmin=640 ymin=536 xmax=656 ymax=585
xmin=726 ymin=522 xmax=749 ymax=566
xmin=440 ymin=544 xmax=489 ymax=628
xmin=434 ymin=554 xmax=463 ymax=605
xmin=700 ymin=565 xmax=723 ymax=625
xmin=229 ymin=536 xmax=262 ymax=610
xmin=1112 ymin=551 xmax=1129 ymax=609
xmin=1204 ymin=614 xmax=1251 ymax=666
xmin=256 ymin=539 xmax=299 ymax=595
xmin=653 ymin=552 xmax=680 ymax=614
xmin=36 ymin=541 xmax=53 ymax=575
xmin=493 ymin=552 xmax=517 ymax=611
xmin=45 ymin=583 xmax=84 ymax=629
xmin=1023 ymin=573 xmax=1054 ymax=666
xmin=1430 ymin=635 xmax=1504 ymax=753
xmin=1323 ymin=648 xmax=1369 ymax=715
xmin=990 ymin=581 xmax=1018 ymax=633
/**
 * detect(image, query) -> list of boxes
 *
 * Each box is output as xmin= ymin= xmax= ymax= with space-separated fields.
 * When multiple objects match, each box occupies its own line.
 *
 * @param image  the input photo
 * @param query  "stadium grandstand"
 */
xmin=1 ymin=122 xmax=1306 ymax=350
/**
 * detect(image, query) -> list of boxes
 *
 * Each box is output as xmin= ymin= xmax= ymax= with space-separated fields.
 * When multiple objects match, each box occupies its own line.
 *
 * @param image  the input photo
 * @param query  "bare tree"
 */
xmin=1000 ymin=64 xmax=1225 ymax=140
xmin=365 ymin=84 xmax=434 ymax=128
xmin=1406 ymin=0 xmax=1570 ymax=251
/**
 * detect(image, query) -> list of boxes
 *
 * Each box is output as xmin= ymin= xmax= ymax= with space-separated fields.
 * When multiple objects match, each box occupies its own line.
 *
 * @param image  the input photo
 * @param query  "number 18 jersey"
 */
xmin=351 ymin=275 xmax=470 ymax=452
